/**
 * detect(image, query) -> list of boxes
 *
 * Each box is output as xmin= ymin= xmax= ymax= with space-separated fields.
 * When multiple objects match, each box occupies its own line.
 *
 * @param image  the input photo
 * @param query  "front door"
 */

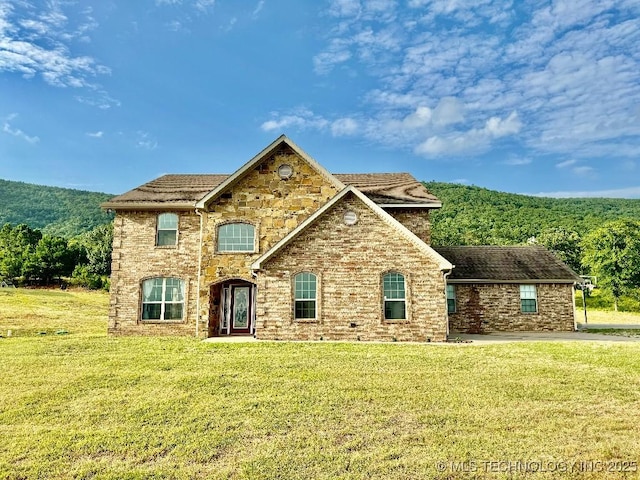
xmin=230 ymin=285 xmax=251 ymax=334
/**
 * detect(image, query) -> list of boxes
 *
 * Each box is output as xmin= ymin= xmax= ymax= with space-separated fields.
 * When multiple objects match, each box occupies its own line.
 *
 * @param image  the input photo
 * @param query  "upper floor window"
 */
xmin=446 ymin=284 xmax=456 ymax=314
xmin=294 ymin=272 xmax=317 ymax=320
xmin=383 ymin=272 xmax=406 ymax=320
xmin=217 ymin=223 xmax=255 ymax=252
xmin=157 ymin=213 xmax=178 ymax=246
xmin=520 ymin=284 xmax=538 ymax=313
xmin=141 ymin=277 xmax=185 ymax=321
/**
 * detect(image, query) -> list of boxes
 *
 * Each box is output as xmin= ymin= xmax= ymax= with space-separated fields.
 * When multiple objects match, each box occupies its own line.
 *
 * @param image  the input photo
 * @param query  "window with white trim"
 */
xmin=217 ymin=223 xmax=255 ymax=252
xmin=156 ymin=213 xmax=178 ymax=246
xmin=141 ymin=277 xmax=185 ymax=321
xmin=446 ymin=284 xmax=456 ymax=314
xmin=294 ymin=272 xmax=317 ymax=319
xmin=520 ymin=284 xmax=537 ymax=313
xmin=383 ymin=272 xmax=406 ymax=320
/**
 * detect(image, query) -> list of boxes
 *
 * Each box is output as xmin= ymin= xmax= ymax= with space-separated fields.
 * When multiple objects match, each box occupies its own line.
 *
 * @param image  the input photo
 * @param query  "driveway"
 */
xmin=449 ymin=331 xmax=640 ymax=344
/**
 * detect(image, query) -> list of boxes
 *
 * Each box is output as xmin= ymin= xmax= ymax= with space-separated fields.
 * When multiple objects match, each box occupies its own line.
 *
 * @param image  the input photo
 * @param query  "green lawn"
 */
xmin=1 ymin=289 xmax=640 ymax=479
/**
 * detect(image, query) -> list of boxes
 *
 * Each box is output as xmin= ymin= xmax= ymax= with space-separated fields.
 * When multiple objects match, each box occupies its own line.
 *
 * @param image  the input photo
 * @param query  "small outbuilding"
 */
xmin=433 ymin=246 xmax=581 ymax=334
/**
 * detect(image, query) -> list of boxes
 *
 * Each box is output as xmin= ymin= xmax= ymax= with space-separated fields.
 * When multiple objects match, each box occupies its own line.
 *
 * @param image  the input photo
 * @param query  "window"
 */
xmin=217 ymin=223 xmax=255 ymax=252
xmin=446 ymin=284 xmax=456 ymax=314
xmin=294 ymin=272 xmax=317 ymax=319
xmin=383 ymin=272 xmax=406 ymax=320
xmin=157 ymin=213 xmax=178 ymax=246
xmin=141 ymin=277 xmax=185 ymax=321
xmin=520 ymin=284 xmax=537 ymax=313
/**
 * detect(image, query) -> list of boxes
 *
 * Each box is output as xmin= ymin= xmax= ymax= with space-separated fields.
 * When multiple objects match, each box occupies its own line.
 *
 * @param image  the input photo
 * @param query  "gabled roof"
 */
xmin=101 ymin=174 xmax=228 ymax=210
xmin=433 ymin=246 xmax=581 ymax=283
xmin=252 ymin=186 xmax=453 ymax=271
xmin=195 ymin=135 xmax=344 ymax=209
xmin=335 ymin=173 xmax=441 ymax=207
xmin=100 ymin=136 xmax=442 ymax=210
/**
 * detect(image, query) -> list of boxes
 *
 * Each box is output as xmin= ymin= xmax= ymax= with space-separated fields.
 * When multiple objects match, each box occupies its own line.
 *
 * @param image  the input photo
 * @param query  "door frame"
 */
xmin=213 ymin=279 xmax=256 ymax=336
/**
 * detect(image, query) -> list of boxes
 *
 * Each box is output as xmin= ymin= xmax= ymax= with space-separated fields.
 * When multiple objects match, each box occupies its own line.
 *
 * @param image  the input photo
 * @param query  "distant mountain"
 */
xmin=2 ymin=177 xmax=640 ymax=242
xmin=424 ymin=181 xmax=640 ymax=245
xmin=0 ymin=179 xmax=114 ymax=237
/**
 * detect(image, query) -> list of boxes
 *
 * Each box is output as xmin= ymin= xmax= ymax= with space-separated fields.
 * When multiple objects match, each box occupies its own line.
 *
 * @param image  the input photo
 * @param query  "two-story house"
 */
xmin=102 ymin=135 xmax=580 ymax=341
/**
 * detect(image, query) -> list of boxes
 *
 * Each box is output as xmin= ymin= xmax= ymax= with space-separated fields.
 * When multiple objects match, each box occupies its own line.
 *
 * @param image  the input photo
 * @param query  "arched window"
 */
xmin=156 ymin=213 xmax=178 ymax=246
xmin=141 ymin=277 xmax=185 ymax=321
xmin=217 ymin=223 xmax=255 ymax=252
xmin=294 ymin=272 xmax=317 ymax=320
xmin=383 ymin=272 xmax=406 ymax=320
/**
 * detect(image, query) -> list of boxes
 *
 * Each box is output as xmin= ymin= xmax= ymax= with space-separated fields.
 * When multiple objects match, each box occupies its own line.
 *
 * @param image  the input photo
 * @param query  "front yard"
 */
xmin=1 ymin=289 xmax=639 ymax=479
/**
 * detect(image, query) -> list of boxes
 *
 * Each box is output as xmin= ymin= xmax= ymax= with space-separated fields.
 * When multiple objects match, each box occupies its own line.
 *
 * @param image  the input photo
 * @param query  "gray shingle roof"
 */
xmin=102 ymin=172 xmax=440 ymax=210
xmin=433 ymin=246 xmax=581 ymax=283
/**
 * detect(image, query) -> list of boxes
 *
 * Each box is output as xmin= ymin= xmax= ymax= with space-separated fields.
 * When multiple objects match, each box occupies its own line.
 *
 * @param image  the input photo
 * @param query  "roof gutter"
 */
xmin=446 ymin=278 xmax=579 ymax=284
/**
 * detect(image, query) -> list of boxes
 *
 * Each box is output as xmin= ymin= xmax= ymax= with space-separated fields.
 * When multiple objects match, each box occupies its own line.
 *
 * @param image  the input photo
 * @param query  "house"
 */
xmin=433 ymin=246 xmax=579 ymax=333
xmin=102 ymin=135 xmax=580 ymax=341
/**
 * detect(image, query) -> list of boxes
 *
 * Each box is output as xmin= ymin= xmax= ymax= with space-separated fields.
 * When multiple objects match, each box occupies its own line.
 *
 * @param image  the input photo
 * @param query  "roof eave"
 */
xmin=101 ymin=202 xmax=196 ymax=211
xmin=380 ymin=202 xmax=442 ymax=208
xmin=447 ymin=278 xmax=579 ymax=284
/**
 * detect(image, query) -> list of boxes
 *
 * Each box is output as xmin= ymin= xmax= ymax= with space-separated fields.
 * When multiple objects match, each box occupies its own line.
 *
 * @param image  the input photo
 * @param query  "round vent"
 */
xmin=344 ymin=211 xmax=358 ymax=226
xmin=277 ymin=164 xmax=293 ymax=179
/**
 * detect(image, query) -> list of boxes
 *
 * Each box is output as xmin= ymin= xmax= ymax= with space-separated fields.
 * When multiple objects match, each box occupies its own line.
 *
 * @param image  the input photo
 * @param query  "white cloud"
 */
xmin=136 ymin=131 xmax=158 ymax=150
xmin=2 ymin=113 xmax=39 ymax=143
xmin=261 ymin=108 xmax=329 ymax=132
xmin=331 ymin=117 xmax=358 ymax=136
xmin=0 ymin=1 xmax=108 ymax=89
xmin=503 ymin=157 xmax=532 ymax=166
xmin=299 ymin=0 xmax=640 ymax=165
xmin=252 ymin=1 xmax=265 ymax=18
xmin=556 ymin=159 xmax=577 ymax=168
xmin=86 ymin=131 xmax=103 ymax=138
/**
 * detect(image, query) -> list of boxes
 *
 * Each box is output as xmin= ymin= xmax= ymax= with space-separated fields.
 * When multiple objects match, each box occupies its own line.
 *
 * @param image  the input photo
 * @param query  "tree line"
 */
xmin=0 ymin=223 xmax=113 ymax=289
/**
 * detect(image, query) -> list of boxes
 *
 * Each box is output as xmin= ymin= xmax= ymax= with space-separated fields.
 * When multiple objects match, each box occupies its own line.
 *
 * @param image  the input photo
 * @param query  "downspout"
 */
xmin=443 ymin=267 xmax=453 ymax=338
xmin=581 ymin=281 xmax=588 ymax=329
xmin=195 ymin=208 xmax=204 ymax=338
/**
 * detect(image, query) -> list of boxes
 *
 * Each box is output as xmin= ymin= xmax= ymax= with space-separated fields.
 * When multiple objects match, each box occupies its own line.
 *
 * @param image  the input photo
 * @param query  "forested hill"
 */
xmin=424 ymin=181 xmax=640 ymax=246
xmin=0 ymin=179 xmax=113 ymax=237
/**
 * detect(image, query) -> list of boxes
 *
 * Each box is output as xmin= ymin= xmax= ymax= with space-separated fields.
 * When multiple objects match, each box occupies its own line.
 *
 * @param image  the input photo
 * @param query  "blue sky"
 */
xmin=1 ymin=0 xmax=639 ymax=198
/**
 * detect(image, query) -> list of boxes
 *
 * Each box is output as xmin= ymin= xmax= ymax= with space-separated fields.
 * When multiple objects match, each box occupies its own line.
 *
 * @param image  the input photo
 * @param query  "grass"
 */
xmin=579 ymin=309 xmax=640 ymax=325
xmin=1 ymin=289 xmax=640 ymax=479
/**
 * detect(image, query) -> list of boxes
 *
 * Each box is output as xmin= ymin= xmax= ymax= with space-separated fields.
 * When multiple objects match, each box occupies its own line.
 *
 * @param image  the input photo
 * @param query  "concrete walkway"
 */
xmin=449 ymin=331 xmax=640 ymax=344
xmin=577 ymin=323 xmax=640 ymax=330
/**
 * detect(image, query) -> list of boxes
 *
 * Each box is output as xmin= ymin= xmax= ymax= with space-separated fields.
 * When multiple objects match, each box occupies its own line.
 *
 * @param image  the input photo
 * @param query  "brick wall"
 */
xmin=386 ymin=208 xmax=431 ymax=244
xmin=448 ymin=283 xmax=576 ymax=333
xmin=256 ymin=192 xmax=448 ymax=342
xmin=108 ymin=211 xmax=200 ymax=335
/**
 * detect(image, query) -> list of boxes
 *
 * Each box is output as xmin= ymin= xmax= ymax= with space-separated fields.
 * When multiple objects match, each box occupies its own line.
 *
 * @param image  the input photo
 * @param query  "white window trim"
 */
xmin=383 ymin=272 xmax=407 ymax=321
xmin=519 ymin=284 xmax=538 ymax=314
xmin=216 ymin=222 xmax=257 ymax=253
xmin=293 ymin=272 xmax=318 ymax=321
xmin=141 ymin=277 xmax=186 ymax=322
xmin=156 ymin=213 xmax=179 ymax=247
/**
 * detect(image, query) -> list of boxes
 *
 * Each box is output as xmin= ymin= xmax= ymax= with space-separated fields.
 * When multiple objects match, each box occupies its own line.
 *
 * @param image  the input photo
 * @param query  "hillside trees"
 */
xmin=582 ymin=219 xmax=640 ymax=311
xmin=0 ymin=222 xmax=112 ymax=288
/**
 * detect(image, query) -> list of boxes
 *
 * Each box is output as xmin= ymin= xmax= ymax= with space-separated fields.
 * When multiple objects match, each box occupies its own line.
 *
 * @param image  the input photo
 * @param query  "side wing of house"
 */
xmin=103 ymin=176 xmax=226 ymax=335
xmin=252 ymin=187 xmax=452 ymax=342
xmin=434 ymin=246 xmax=581 ymax=334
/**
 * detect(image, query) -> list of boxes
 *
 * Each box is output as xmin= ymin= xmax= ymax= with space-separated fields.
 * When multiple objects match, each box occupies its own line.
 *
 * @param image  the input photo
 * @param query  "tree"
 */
xmin=33 ymin=235 xmax=76 ymax=283
xmin=534 ymin=227 xmax=582 ymax=273
xmin=582 ymin=219 xmax=640 ymax=311
xmin=0 ymin=224 xmax=42 ymax=279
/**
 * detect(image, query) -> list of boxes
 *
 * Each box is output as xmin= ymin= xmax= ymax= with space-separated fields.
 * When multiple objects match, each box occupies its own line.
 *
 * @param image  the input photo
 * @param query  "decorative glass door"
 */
xmin=230 ymin=286 xmax=251 ymax=334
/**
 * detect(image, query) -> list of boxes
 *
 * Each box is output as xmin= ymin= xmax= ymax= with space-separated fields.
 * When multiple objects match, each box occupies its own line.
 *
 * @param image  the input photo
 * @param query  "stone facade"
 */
xmin=448 ymin=283 xmax=575 ymax=333
xmin=108 ymin=211 xmax=200 ymax=335
xmin=198 ymin=146 xmax=340 ymax=336
xmin=256 ymin=192 xmax=448 ymax=342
